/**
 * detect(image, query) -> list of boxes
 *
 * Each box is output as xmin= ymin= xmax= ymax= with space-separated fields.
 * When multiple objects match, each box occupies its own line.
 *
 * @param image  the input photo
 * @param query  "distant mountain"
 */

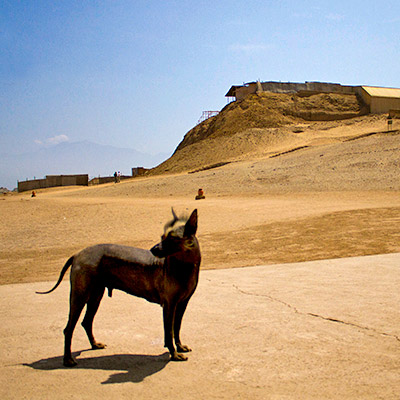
xmin=0 ymin=141 xmax=169 ymax=190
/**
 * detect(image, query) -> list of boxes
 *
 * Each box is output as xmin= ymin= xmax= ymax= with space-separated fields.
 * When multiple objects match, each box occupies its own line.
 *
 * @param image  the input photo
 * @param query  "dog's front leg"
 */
xmin=163 ymin=303 xmax=187 ymax=361
xmin=174 ymin=299 xmax=192 ymax=353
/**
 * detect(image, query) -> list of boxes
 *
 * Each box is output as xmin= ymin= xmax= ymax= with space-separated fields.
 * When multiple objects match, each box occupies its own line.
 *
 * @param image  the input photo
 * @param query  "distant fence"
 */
xmin=197 ymin=111 xmax=220 ymax=125
xmin=18 ymin=174 xmax=88 ymax=193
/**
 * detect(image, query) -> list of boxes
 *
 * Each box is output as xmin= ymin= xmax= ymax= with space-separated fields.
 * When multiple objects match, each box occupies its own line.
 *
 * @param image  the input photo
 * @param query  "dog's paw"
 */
xmin=176 ymin=344 xmax=192 ymax=353
xmin=92 ymin=342 xmax=106 ymax=350
xmin=63 ymin=357 xmax=78 ymax=367
xmin=171 ymin=352 xmax=188 ymax=361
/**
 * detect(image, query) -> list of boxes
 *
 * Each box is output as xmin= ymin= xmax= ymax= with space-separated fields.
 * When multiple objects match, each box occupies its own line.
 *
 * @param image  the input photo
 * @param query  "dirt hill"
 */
xmin=150 ymin=91 xmax=369 ymax=175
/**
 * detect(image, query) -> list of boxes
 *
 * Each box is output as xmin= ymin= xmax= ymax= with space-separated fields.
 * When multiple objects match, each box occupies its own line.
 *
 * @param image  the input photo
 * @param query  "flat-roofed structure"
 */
xmin=359 ymin=86 xmax=400 ymax=114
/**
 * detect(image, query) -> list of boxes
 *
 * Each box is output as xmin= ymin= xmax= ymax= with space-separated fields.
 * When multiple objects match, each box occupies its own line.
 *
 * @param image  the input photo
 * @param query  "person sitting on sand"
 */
xmin=195 ymin=188 xmax=205 ymax=200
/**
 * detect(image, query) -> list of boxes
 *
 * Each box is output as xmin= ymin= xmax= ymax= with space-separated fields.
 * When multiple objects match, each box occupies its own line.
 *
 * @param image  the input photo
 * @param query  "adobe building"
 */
xmin=225 ymin=81 xmax=400 ymax=115
xmin=359 ymin=86 xmax=400 ymax=114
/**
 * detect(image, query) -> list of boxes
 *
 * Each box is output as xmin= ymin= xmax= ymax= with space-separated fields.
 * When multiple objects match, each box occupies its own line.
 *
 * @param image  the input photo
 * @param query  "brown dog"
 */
xmin=37 ymin=209 xmax=201 ymax=367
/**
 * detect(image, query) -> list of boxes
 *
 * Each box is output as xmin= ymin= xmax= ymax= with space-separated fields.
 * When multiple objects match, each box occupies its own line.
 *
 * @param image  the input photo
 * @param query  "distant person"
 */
xmin=117 ymin=171 xmax=121 ymax=183
xmin=114 ymin=171 xmax=118 ymax=183
xmin=195 ymin=188 xmax=205 ymax=200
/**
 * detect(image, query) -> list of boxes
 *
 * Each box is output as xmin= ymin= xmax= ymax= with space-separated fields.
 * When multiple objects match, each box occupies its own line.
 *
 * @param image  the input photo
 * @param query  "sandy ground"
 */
xmin=1 ymin=120 xmax=399 ymax=398
xmin=1 ymin=189 xmax=400 ymax=284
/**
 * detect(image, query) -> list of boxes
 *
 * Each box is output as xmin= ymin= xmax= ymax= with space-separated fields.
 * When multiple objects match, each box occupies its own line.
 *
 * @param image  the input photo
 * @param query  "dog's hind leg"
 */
xmin=81 ymin=286 xmax=106 ymax=350
xmin=174 ymin=299 xmax=192 ymax=353
xmin=63 ymin=292 xmax=88 ymax=367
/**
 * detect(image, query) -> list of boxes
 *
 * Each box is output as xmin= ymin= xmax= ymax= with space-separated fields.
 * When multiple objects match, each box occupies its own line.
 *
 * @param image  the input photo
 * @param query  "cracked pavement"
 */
xmin=233 ymin=284 xmax=400 ymax=344
xmin=1 ymin=253 xmax=400 ymax=399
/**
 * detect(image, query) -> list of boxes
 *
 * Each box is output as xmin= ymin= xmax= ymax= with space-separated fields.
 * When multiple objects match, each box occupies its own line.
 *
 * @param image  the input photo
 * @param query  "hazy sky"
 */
xmin=1 ymin=0 xmax=399 ymax=157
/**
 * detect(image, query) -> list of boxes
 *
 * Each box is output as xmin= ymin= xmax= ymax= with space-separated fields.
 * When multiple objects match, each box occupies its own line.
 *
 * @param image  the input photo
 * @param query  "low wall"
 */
xmin=17 ymin=179 xmax=47 ymax=192
xmin=88 ymin=175 xmax=132 ymax=185
xmin=88 ymin=169 xmax=148 ymax=186
xmin=18 ymin=174 xmax=88 ymax=193
xmin=46 ymin=174 xmax=88 ymax=187
xmin=89 ymin=176 xmax=115 ymax=185
xmin=233 ymin=81 xmax=358 ymax=101
xmin=261 ymin=81 xmax=356 ymax=95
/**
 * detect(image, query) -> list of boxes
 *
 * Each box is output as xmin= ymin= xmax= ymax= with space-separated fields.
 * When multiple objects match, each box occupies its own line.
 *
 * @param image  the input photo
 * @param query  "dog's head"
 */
xmin=150 ymin=208 xmax=198 ymax=258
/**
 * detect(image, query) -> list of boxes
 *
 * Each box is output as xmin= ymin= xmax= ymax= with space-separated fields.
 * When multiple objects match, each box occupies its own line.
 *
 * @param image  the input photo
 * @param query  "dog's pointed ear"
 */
xmin=171 ymin=207 xmax=179 ymax=222
xmin=184 ymin=209 xmax=198 ymax=236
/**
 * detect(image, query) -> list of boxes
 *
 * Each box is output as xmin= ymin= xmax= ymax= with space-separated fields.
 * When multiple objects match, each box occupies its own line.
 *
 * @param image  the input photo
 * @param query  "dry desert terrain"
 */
xmin=1 ymin=114 xmax=399 ymax=284
xmin=1 ymin=111 xmax=399 ymax=399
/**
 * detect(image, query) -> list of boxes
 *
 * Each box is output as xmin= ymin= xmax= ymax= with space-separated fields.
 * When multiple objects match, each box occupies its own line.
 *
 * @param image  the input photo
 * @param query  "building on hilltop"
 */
xmin=360 ymin=86 xmax=400 ymax=114
xmin=225 ymin=81 xmax=400 ymax=114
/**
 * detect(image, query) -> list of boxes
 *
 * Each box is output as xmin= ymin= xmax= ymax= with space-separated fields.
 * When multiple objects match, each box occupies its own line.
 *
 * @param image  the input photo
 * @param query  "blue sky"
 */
xmin=1 ymin=0 xmax=400 ymax=159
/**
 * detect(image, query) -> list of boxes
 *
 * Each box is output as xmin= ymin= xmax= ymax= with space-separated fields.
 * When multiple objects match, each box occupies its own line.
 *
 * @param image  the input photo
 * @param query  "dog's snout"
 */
xmin=150 ymin=242 xmax=163 ymax=257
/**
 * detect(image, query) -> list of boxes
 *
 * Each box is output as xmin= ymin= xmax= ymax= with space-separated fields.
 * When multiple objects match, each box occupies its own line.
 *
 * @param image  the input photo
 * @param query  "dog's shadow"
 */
xmin=24 ymin=350 xmax=170 ymax=384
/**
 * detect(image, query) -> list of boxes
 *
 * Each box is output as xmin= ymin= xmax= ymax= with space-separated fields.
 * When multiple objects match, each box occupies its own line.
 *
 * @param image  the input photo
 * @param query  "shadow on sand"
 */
xmin=24 ymin=349 xmax=170 ymax=384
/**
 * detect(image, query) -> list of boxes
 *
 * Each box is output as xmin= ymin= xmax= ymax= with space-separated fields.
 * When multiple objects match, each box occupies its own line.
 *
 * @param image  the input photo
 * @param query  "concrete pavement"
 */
xmin=1 ymin=253 xmax=399 ymax=399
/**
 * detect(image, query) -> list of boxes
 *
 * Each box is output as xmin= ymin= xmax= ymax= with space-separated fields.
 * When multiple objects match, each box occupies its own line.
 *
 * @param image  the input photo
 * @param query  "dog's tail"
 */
xmin=36 ymin=256 xmax=74 ymax=294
